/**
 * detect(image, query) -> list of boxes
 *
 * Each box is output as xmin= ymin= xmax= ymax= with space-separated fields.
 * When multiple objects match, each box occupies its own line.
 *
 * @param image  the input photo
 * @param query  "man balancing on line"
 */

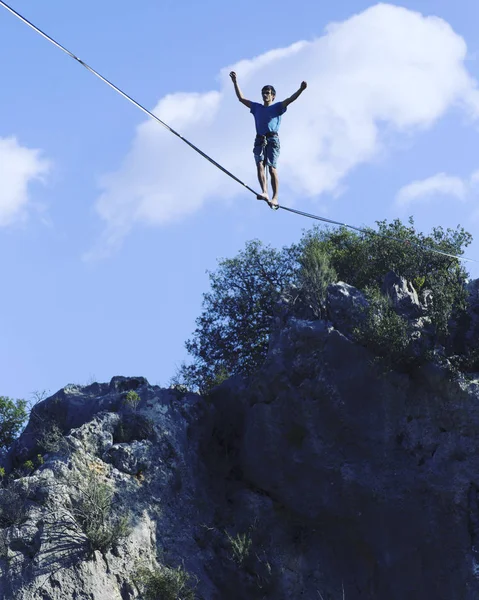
xmin=230 ymin=71 xmax=307 ymax=209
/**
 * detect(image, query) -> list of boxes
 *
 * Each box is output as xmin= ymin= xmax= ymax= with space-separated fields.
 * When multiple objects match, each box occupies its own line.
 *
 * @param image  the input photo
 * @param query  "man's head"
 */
xmin=261 ymin=85 xmax=276 ymax=104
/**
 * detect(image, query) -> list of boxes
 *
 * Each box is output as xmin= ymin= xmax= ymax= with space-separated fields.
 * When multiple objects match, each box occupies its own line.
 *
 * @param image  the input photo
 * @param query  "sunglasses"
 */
xmin=262 ymin=89 xmax=274 ymax=94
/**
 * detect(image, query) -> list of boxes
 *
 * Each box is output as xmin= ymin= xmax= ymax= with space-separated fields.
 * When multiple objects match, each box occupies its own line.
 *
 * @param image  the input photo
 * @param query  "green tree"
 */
xmin=134 ymin=564 xmax=196 ymax=600
xmin=179 ymin=219 xmax=472 ymax=392
xmin=0 ymin=396 xmax=28 ymax=452
xmin=179 ymin=237 xmax=338 ymax=392
xmin=295 ymin=235 xmax=337 ymax=318
xmin=179 ymin=240 xmax=300 ymax=392
xmin=302 ymin=218 xmax=471 ymax=339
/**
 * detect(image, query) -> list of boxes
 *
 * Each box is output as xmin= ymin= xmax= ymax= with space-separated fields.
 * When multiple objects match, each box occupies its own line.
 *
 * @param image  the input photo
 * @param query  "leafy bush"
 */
xmin=225 ymin=530 xmax=252 ymax=566
xmin=22 ymin=460 xmax=35 ymax=474
xmin=37 ymin=421 xmax=70 ymax=455
xmin=0 ymin=396 xmax=27 ymax=452
xmin=123 ymin=390 xmax=141 ymax=411
xmin=134 ymin=564 xmax=197 ymax=600
xmin=0 ymin=487 xmax=29 ymax=527
xmin=70 ymin=470 xmax=130 ymax=554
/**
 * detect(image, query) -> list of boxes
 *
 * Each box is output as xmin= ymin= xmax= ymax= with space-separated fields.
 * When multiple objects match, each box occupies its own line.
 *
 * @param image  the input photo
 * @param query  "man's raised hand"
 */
xmin=230 ymin=71 xmax=237 ymax=83
xmin=300 ymin=81 xmax=307 ymax=91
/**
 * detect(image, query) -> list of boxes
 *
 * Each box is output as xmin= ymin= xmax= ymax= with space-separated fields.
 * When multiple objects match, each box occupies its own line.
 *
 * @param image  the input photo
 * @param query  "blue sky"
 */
xmin=1 ymin=0 xmax=479 ymax=401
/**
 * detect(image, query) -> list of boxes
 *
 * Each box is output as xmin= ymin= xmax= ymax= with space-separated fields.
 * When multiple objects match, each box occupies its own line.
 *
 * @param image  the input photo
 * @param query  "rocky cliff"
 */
xmin=1 ymin=277 xmax=479 ymax=599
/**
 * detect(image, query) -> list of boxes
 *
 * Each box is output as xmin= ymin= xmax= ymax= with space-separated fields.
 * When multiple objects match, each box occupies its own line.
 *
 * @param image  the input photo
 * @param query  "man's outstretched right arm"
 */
xmin=230 ymin=72 xmax=251 ymax=108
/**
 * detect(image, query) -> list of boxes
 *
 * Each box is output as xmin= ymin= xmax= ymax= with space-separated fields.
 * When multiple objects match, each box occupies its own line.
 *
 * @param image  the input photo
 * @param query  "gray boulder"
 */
xmin=382 ymin=270 xmax=421 ymax=317
xmin=326 ymin=281 xmax=369 ymax=336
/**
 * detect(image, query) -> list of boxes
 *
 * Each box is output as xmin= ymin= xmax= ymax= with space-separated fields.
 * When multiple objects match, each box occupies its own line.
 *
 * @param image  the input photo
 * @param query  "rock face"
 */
xmin=2 ymin=280 xmax=479 ymax=599
xmin=326 ymin=281 xmax=369 ymax=335
xmin=465 ymin=279 xmax=479 ymax=348
xmin=381 ymin=270 xmax=421 ymax=317
xmin=213 ymin=319 xmax=479 ymax=599
xmin=0 ymin=379 xmax=218 ymax=600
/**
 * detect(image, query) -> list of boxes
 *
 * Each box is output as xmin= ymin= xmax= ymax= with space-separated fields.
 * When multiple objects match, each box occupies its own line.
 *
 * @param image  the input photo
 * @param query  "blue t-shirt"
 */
xmin=250 ymin=102 xmax=287 ymax=135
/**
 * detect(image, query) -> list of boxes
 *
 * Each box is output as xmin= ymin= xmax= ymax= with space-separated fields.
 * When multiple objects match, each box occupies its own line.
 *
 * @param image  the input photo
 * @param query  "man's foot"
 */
xmin=268 ymin=197 xmax=279 ymax=210
xmin=257 ymin=192 xmax=269 ymax=201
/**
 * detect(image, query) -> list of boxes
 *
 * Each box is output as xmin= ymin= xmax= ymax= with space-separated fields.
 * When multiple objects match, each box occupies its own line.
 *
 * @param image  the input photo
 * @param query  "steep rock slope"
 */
xmin=1 ymin=279 xmax=479 ymax=599
xmin=212 ymin=317 xmax=479 ymax=598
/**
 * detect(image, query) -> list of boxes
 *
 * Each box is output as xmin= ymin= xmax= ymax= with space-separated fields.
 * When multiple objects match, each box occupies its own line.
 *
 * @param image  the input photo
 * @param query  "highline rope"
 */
xmin=1 ymin=0 xmax=477 ymax=264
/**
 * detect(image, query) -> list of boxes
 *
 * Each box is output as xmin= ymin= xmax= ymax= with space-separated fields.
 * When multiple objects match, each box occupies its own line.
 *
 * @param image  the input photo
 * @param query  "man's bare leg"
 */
xmin=256 ymin=162 xmax=269 ymax=201
xmin=269 ymin=166 xmax=279 ymax=207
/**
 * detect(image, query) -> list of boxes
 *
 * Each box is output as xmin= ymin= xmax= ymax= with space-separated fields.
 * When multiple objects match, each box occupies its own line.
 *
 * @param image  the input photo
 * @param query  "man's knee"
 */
xmin=269 ymin=166 xmax=277 ymax=175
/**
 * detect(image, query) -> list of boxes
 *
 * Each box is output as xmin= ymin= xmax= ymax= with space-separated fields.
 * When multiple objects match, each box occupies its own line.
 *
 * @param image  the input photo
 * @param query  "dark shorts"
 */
xmin=253 ymin=134 xmax=280 ymax=168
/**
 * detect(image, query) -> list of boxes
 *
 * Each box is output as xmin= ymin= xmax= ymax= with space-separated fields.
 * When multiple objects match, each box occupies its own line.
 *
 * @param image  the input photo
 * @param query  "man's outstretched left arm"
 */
xmin=282 ymin=81 xmax=308 ymax=109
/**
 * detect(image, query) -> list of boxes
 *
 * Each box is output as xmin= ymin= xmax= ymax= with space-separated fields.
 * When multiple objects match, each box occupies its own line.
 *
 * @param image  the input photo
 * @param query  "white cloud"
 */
xmin=0 ymin=137 xmax=51 ymax=226
xmin=395 ymin=173 xmax=468 ymax=207
xmin=91 ymin=2 xmax=479 ymax=255
xmin=396 ymin=166 xmax=479 ymax=207
xmin=470 ymin=169 xmax=479 ymax=187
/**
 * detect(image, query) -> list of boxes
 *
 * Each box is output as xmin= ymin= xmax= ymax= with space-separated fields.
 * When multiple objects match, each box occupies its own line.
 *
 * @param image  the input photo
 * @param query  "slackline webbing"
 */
xmin=1 ymin=0 xmax=477 ymax=265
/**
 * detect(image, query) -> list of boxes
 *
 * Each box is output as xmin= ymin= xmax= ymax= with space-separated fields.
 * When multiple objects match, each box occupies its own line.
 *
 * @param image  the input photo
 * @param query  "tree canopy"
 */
xmin=179 ymin=240 xmax=300 ymax=392
xmin=0 ymin=396 xmax=27 ymax=453
xmin=178 ymin=218 xmax=472 ymax=392
xmin=302 ymin=218 xmax=471 ymax=338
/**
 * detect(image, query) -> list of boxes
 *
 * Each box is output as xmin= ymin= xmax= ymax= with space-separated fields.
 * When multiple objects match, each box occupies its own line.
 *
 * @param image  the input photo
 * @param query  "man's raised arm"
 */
xmin=230 ymin=72 xmax=252 ymax=108
xmin=282 ymin=81 xmax=308 ymax=109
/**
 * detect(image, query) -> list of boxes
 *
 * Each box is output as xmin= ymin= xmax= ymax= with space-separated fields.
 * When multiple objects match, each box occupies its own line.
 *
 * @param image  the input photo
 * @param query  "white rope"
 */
xmin=1 ymin=0 xmax=476 ymax=264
